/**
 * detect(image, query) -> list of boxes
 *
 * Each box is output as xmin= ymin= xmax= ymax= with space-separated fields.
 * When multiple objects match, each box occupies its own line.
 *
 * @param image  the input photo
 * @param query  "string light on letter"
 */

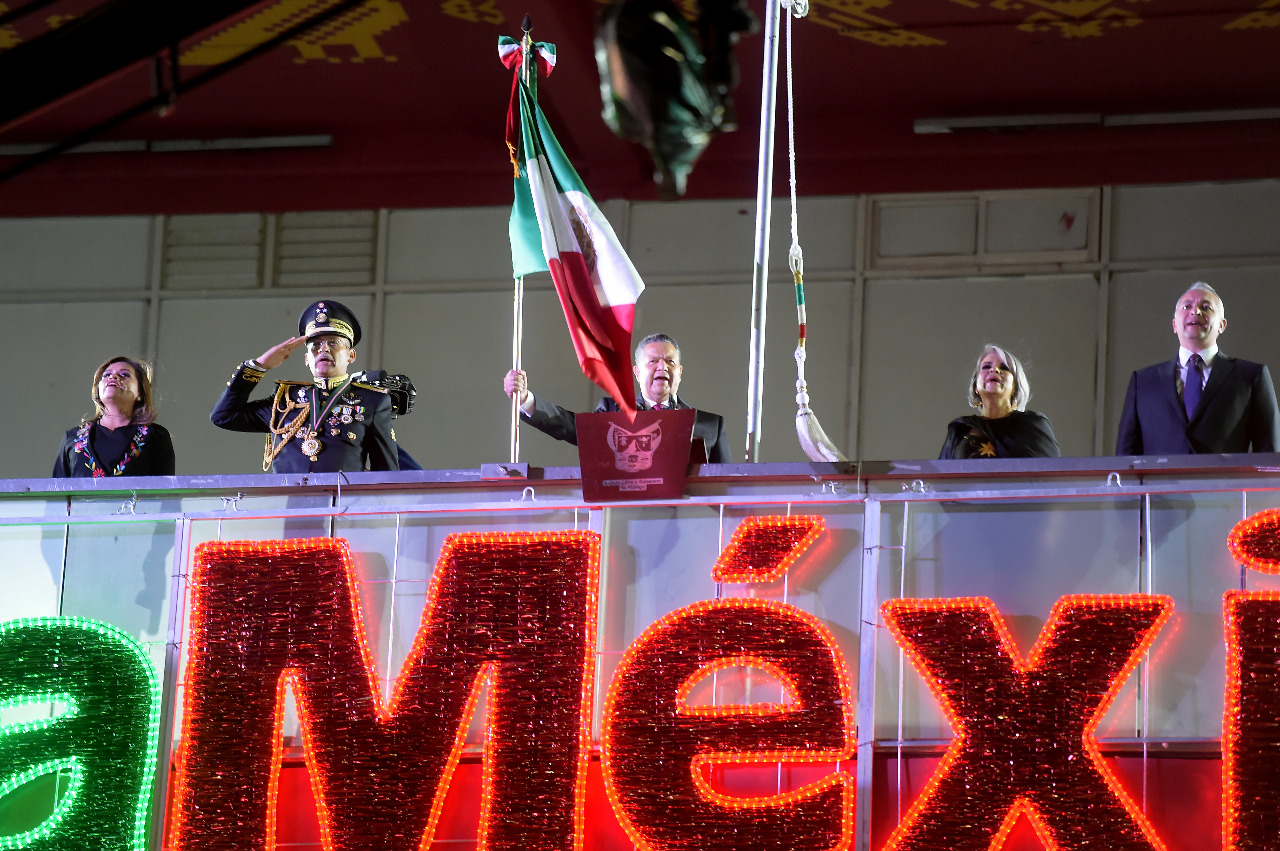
xmin=602 ymin=598 xmax=854 ymax=851
xmin=0 ymin=617 xmax=160 ymax=850
xmin=711 ymin=515 xmax=824 ymax=583
xmin=879 ymin=595 xmax=1171 ymax=851
xmin=168 ymin=533 xmax=600 ymax=851
xmin=1222 ymin=510 xmax=1280 ymax=851
xmin=674 ymin=655 xmax=801 ymax=718
xmin=1227 ymin=508 xmax=1280 ymax=573
xmin=1222 ymin=590 xmax=1280 ymax=851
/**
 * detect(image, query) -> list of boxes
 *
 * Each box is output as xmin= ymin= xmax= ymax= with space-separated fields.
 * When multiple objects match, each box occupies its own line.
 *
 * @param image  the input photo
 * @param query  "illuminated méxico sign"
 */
xmin=6 ymin=511 xmax=1280 ymax=849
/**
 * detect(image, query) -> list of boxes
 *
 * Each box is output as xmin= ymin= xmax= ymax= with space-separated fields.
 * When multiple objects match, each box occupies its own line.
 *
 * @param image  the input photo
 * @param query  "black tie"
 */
xmin=1184 ymin=354 xmax=1204 ymax=420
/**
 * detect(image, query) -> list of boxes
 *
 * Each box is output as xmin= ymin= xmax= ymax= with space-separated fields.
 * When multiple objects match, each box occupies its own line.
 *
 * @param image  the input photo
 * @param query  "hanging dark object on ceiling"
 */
xmin=595 ymin=0 xmax=757 ymax=199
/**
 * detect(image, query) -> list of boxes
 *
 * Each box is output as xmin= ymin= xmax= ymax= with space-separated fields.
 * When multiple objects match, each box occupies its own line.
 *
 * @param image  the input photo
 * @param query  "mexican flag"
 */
xmin=503 ymin=40 xmax=645 ymax=418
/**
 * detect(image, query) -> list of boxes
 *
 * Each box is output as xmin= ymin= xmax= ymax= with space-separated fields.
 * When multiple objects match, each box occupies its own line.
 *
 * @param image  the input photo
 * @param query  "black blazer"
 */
xmin=52 ymin=421 xmax=176 ymax=478
xmin=523 ymin=393 xmax=732 ymax=463
xmin=939 ymin=411 xmax=1060 ymax=460
xmin=1116 ymin=354 xmax=1280 ymax=455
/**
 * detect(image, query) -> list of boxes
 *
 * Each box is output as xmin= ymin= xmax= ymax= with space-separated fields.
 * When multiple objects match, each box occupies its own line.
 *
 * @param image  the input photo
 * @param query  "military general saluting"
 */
xmin=211 ymin=300 xmax=399 ymax=473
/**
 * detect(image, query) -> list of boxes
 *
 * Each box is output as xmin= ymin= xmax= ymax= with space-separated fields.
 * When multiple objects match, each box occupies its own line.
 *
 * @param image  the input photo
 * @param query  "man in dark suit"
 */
xmin=1117 ymin=283 xmax=1280 ymax=455
xmin=504 ymin=333 xmax=732 ymax=463
xmin=211 ymin=300 xmax=399 ymax=473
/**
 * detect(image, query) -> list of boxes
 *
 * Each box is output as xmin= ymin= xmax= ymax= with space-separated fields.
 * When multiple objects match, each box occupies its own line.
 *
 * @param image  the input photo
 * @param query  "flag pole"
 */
xmin=509 ymin=14 xmax=533 ymax=465
xmin=510 ymin=274 xmax=523 ymax=463
xmin=743 ymin=0 xmax=782 ymax=462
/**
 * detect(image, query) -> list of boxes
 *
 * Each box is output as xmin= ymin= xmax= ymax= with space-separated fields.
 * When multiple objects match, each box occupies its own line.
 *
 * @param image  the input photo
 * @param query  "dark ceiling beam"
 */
xmin=0 ymin=0 xmax=272 ymax=131
xmin=0 ymin=0 xmax=375 ymax=186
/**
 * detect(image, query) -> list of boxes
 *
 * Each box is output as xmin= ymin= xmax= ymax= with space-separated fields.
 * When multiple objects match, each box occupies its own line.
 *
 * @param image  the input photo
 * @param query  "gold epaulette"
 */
xmin=275 ymin=380 xmax=311 ymax=389
xmin=351 ymin=381 xmax=389 ymax=393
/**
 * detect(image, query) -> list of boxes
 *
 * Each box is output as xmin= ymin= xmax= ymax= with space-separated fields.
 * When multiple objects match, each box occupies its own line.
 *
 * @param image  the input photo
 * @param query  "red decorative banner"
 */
xmin=167 ymin=533 xmax=600 ymax=851
xmin=602 ymin=598 xmax=854 ymax=851
xmin=880 ymin=595 xmax=1172 ymax=851
xmin=711 ymin=515 xmax=825 ymax=583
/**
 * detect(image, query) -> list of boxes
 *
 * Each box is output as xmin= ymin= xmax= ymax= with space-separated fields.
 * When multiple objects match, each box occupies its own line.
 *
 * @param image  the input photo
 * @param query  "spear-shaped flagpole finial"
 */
xmin=519 ymin=15 xmax=533 ymax=87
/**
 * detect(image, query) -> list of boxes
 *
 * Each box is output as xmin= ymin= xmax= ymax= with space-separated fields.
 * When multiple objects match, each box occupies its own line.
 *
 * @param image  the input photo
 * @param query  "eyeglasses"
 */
xmin=306 ymin=337 xmax=349 ymax=353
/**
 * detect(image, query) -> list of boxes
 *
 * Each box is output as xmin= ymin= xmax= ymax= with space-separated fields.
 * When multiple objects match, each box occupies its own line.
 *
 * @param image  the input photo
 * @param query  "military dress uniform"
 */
xmin=209 ymin=299 xmax=400 ymax=473
xmin=211 ymin=362 xmax=399 ymax=473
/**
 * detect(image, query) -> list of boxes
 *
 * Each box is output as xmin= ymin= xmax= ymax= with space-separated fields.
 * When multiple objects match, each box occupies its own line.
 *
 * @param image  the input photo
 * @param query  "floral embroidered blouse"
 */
xmin=52 ymin=420 xmax=176 ymax=478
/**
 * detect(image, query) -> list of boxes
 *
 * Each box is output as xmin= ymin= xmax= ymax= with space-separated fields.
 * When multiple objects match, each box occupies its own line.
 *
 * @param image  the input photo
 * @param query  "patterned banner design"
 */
xmin=808 ymin=0 xmax=944 ymax=46
xmin=167 ymin=533 xmax=600 ymax=851
xmin=180 ymin=0 xmax=408 ymax=66
xmin=880 ymin=594 xmax=1172 ymax=851
xmin=1225 ymin=0 xmax=1280 ymax=30
xmin=442 ymin=0 xmax=503 ymax=25
xmin=0 ymin=5 xmax=16 ymax=52
xmin=954 ymin=0 xmax=1142 ymax=38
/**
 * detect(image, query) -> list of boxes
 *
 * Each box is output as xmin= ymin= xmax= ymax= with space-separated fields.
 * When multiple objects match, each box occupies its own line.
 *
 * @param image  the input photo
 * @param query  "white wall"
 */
xmin=5 ymin=180 xmax=1280 ymax=478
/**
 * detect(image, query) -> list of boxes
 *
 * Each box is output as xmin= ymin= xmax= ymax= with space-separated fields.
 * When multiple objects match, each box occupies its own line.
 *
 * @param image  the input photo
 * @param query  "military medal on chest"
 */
xmin=302 ymin=378 xmax=354 ymax=462
xmin=300 ymin=434 xmax=322 ymax=459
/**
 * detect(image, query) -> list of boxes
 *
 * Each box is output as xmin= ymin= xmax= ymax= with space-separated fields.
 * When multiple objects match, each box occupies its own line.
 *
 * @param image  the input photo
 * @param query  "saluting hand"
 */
xmin=257 ymin=336 xmax=306 ymax=370
xmin=504 ymin=369 xmax=531 ymax=406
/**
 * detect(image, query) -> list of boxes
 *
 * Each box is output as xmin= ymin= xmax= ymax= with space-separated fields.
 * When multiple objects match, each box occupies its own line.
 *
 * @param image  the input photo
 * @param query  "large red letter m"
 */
xmin=168 ymin=533 xmax=600 ymax=851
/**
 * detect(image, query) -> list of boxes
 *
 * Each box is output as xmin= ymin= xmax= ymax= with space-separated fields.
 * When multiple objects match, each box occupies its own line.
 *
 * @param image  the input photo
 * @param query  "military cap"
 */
xmin=298 ymin=300 xmax=361 ymax=347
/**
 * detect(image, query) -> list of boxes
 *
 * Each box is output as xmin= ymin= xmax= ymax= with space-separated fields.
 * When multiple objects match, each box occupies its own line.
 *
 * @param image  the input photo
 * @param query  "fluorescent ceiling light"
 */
xmin=0 ymin=140 xmax=146 ymax=155
xmin=915 ymin=114 xmax=1099 ymax=134
xmin=0 ymin=134 xmax=332 ymax=156
xmin=150 ymin=135 xmax=332 ymax=152
xmin=1102 ymin=107 xmax=1280 ymax=127
xmin=916 ymin=108 xmax=1280 ymax=134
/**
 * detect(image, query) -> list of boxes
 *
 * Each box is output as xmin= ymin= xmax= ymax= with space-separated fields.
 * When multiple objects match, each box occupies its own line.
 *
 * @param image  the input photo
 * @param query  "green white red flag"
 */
xmin=500 ymin=36 xmax=645 ymax=418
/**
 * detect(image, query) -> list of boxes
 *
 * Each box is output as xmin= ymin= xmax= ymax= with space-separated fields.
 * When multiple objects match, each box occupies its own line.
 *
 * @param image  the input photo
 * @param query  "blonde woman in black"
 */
xmin=939 ymin=345 xmax=1060 ymax=460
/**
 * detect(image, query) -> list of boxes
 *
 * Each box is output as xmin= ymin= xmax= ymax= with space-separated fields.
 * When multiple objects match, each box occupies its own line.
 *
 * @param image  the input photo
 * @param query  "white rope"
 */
xmin=783 ymin=0 xmax=806 ymax=346
xmin=781 ymin=0 xmax=847 ymax=464
xmin=784 ymin=0 xmax=804 ymax=279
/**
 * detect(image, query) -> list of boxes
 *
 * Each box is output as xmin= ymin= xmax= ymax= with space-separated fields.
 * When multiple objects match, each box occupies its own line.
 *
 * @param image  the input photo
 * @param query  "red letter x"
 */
xmin=880 ymin=595 xmax=1171 ymax=851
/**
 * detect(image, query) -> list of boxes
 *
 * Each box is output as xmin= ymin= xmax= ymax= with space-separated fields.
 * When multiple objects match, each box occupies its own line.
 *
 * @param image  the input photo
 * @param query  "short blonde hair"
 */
xmin=90 ymin=356 xmax=157 ymax=425
xmin=968 ymin=344 xmax=1031 ymax=412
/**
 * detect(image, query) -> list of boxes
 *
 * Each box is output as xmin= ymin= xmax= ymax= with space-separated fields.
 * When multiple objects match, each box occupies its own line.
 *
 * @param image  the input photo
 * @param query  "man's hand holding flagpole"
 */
xmin=499 ymin=18 xmax=646 ymax=460
xmin=502 ymin=17 xmax=537 ymax=464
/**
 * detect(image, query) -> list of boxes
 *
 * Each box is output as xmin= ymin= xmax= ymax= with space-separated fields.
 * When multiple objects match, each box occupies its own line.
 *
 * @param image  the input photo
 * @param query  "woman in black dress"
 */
xmin=53 ymin=356 xmax=176 ymax=477
xmin=939 ymin=344 xmax=1060 ymax=460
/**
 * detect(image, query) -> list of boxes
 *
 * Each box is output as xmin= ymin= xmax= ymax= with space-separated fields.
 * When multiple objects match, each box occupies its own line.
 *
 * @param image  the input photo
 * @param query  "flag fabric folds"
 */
xmin=502 ymin=39 xmax=645 ymax=419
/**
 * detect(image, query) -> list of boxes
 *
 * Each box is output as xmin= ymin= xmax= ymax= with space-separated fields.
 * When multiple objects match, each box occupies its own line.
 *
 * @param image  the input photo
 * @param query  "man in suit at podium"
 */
xmin=504 ymin=333 xmax=732 ymax=463
xmin=1117 ymin=283 xmax=1280 ymax=455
